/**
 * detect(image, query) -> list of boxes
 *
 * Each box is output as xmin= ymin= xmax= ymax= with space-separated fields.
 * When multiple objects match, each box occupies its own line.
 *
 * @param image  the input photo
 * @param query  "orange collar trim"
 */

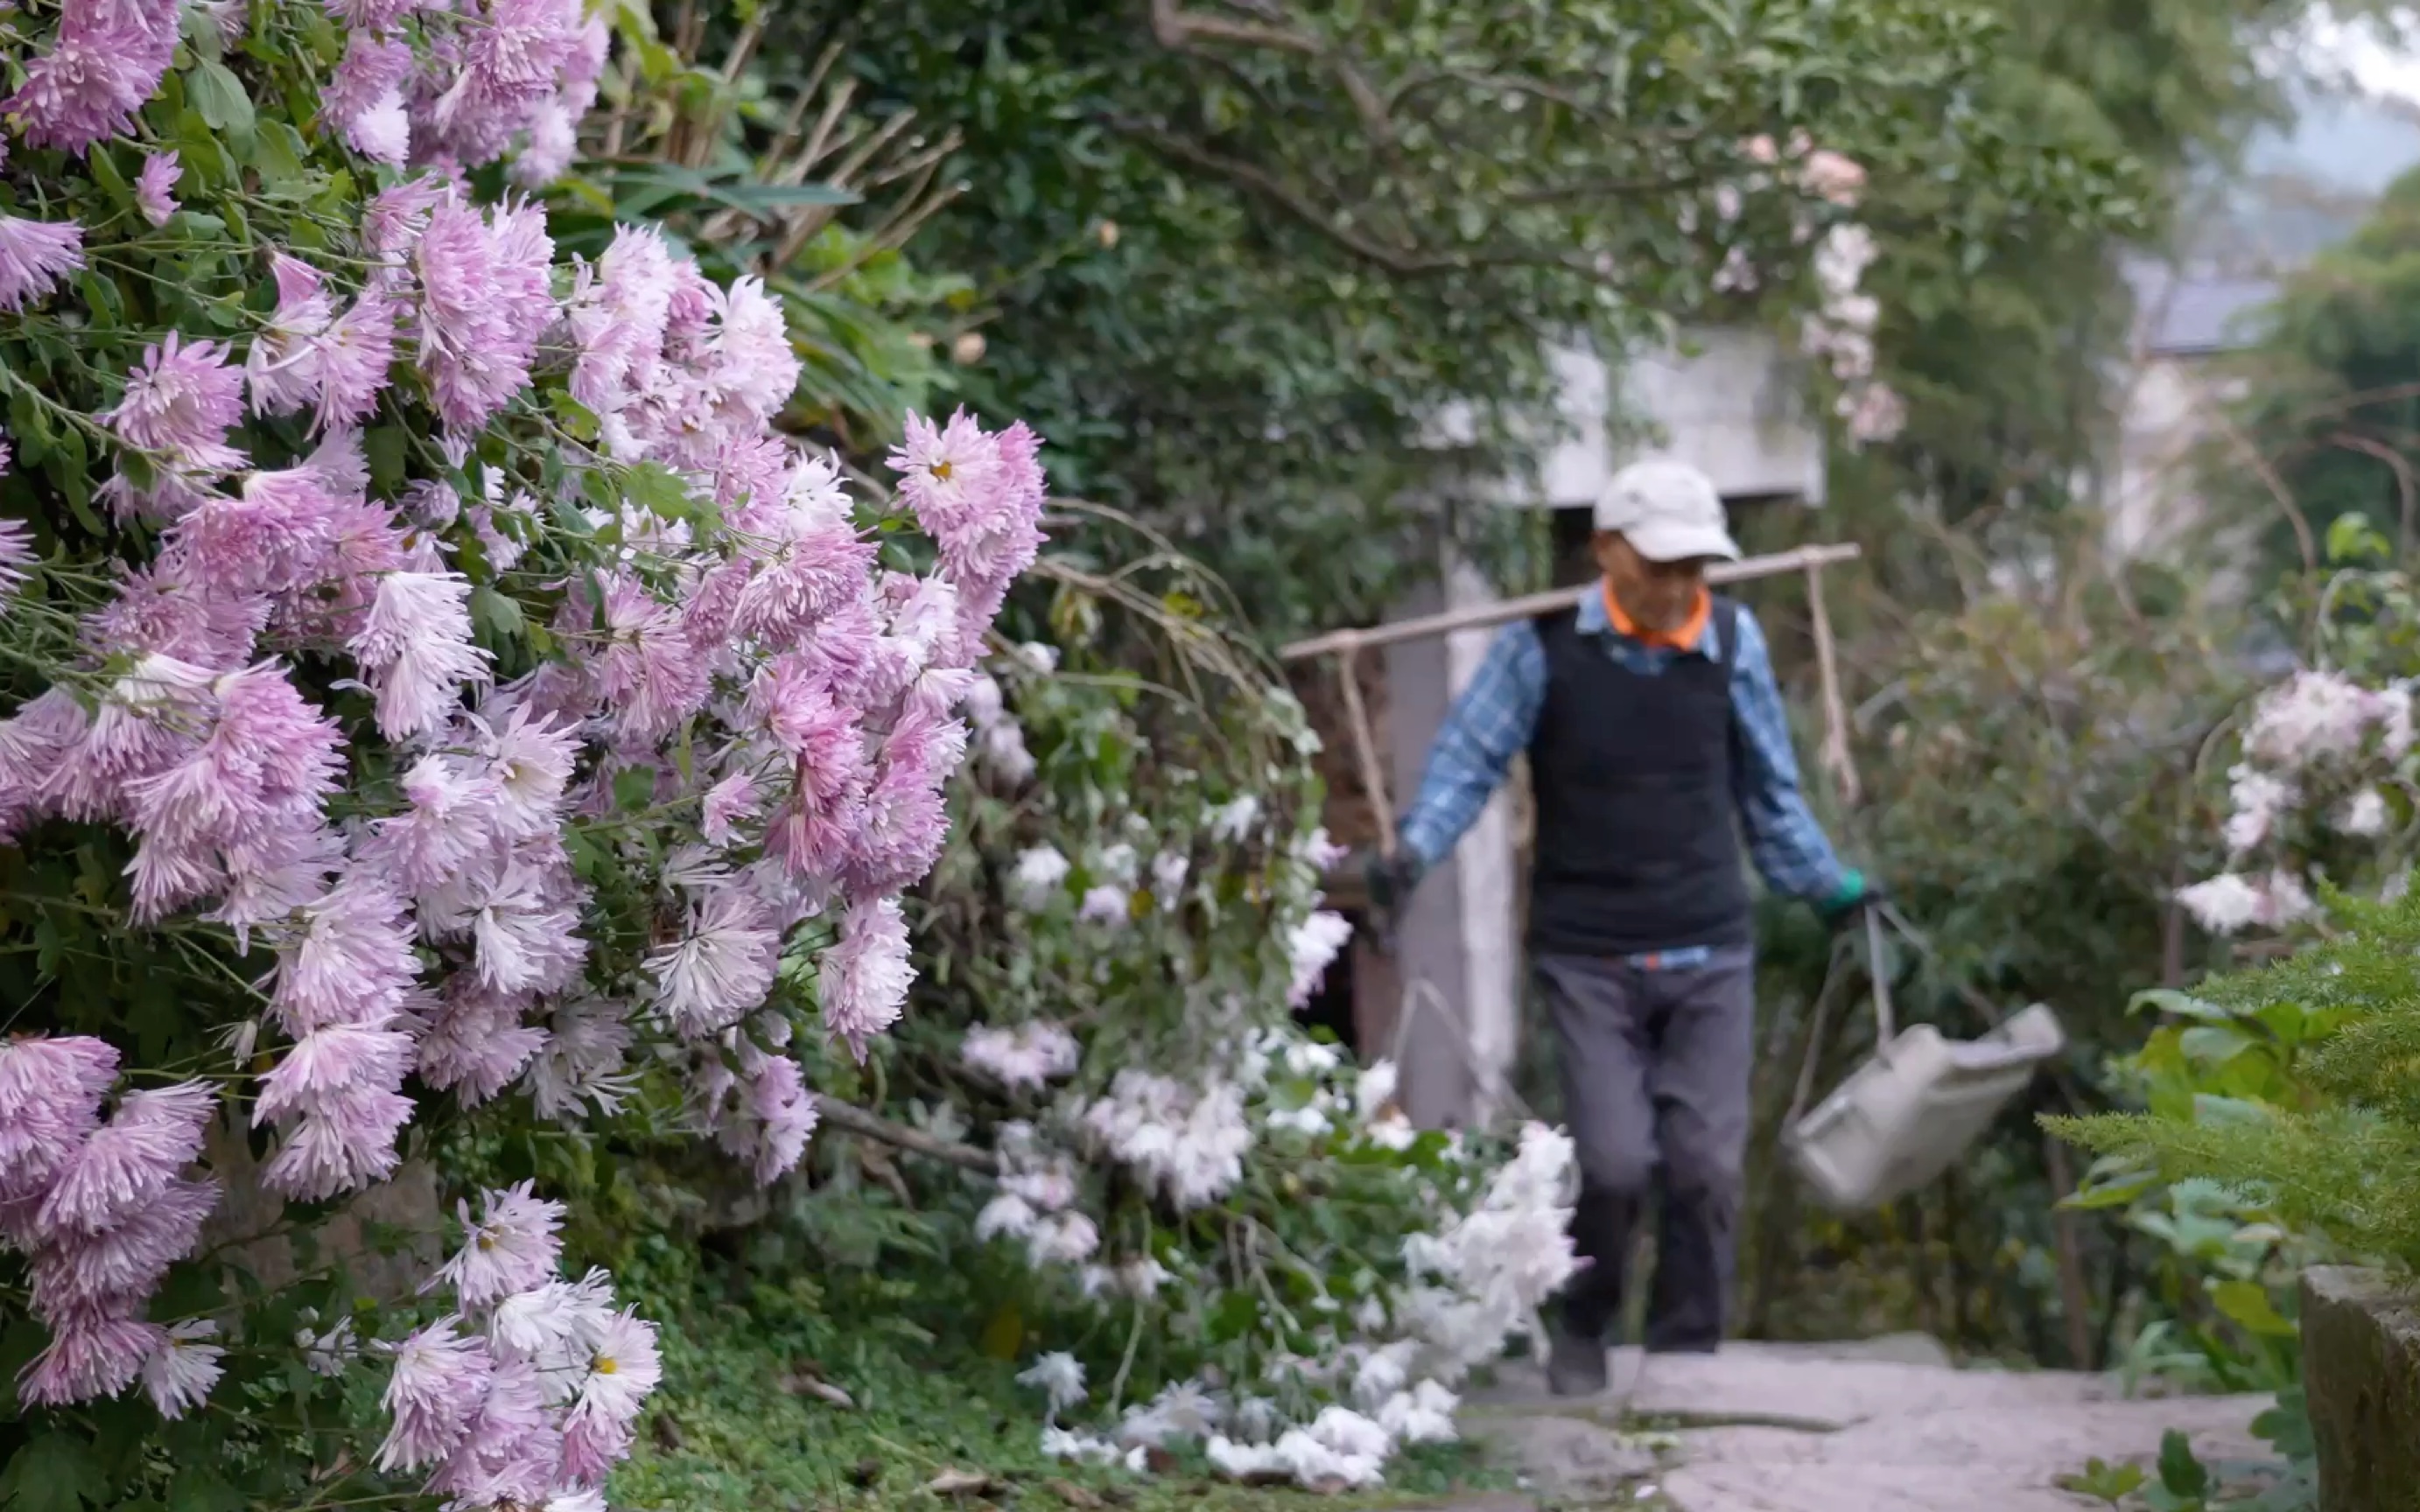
xmin=1601 ymin=580 xmax=1710 ymax=652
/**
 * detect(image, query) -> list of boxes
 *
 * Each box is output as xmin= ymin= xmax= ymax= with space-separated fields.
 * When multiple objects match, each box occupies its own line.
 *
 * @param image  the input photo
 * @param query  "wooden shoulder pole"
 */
xmin=1803 ymin=557 xmax=1861 ymax=808
xmin=1334 ymin=639 xmax=1398 ymax=860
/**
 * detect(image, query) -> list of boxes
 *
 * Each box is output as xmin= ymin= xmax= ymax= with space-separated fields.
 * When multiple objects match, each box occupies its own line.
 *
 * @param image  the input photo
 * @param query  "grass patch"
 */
xmin=611 ymin=1299 xmax=1509 ymax=1512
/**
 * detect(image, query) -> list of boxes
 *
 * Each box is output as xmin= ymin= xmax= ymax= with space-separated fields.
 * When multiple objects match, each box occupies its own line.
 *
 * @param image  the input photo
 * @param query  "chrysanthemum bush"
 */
xmin=0 ymin=0 xmax=1048 ymax=1502
xmin=2174 ymin=520 xmax=2420 ymax=942
xmin=815 ymin=539 xmax=1580 ymax=1491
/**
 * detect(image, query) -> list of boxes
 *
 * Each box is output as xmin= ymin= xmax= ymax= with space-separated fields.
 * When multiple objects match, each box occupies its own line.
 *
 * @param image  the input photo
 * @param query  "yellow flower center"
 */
xmin=597 ymin=1355 xmax=619 ymax=1376
xmin=932 ymin=459 xmax=954 ymax=481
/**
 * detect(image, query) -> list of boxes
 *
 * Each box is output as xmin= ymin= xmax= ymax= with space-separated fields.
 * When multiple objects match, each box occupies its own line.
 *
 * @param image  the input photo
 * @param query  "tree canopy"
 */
xmin=795 ymin=0 xmax=2151 ymax=631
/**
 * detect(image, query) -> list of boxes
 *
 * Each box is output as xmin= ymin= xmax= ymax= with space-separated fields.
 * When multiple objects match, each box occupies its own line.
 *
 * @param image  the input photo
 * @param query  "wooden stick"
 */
xmin=1275 ymin=542 xmax=1862 ymax=662
xmin=815 ymin=1097 xmax=1000 ymax=1176
xmin=1803 ymin=558 xmax=1862 ymax=808
xmin=1335 ymin=646 xmax=1397 ymax=860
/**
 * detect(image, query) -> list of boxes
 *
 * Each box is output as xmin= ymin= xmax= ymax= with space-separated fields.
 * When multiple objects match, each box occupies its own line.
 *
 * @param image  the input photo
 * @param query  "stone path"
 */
xmin=1451 ymin=1336 xmax=2276 ymax=1511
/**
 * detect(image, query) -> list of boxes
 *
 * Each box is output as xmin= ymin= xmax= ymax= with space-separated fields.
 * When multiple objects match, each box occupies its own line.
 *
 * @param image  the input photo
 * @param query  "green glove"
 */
xmin=1818 ymin=869 xmax=1883 ymax=928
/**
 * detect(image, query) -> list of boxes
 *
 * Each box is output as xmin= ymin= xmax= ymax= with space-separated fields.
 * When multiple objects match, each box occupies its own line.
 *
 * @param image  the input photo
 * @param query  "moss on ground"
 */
xmin=611 ymin=1301 xmax=1506 ymax=1512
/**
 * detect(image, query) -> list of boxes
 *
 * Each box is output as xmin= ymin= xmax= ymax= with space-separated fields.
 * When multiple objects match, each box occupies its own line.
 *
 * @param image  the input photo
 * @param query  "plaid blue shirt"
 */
xmin=1399 ymin=585 xmax=1857 ymax=965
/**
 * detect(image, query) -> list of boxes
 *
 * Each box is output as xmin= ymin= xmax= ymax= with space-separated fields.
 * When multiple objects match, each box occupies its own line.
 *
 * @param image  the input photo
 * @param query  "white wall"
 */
xmin=1533 ymin=331 xmax=1827 ymax=509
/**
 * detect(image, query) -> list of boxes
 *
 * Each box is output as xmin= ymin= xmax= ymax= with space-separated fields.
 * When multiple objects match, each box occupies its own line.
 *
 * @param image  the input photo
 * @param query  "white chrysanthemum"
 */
xmin=1007 ymin=845 xmax=1071 ymax=910
xmin=1016 ymin=1351 xmax=1087 ymax=1416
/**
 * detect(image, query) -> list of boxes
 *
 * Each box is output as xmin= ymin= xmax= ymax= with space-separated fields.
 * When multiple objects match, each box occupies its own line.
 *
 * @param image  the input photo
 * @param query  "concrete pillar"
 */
xmin=1385 ymin=578 xmax=1475 ymax=1129
xmin=1381 ymin=547 xmax=1526 ymax=1130
xmin=1445 ymin=556 xmax=1522 ymax=1123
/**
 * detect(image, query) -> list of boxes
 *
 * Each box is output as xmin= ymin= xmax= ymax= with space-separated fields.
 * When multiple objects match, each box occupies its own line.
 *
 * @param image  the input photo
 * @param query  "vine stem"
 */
xmin=1105 ymin=1297 xmax=1147 ymax=1415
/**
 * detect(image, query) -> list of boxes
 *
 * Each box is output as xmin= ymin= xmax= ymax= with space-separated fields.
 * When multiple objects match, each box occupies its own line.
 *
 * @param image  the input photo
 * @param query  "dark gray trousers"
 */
xmin=1538 ymin=948 xmax=1755 ymax=1352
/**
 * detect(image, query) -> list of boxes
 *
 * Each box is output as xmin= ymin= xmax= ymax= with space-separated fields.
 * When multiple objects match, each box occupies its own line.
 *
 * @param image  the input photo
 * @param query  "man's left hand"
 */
xmin=1818 ymin=870 xmax=1884 ymax=929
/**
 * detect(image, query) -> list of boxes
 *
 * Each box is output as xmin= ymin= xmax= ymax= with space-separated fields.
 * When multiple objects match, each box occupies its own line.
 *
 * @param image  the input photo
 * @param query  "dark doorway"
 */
xmin=1295 ymin=909 xmax=1362 ymax=1058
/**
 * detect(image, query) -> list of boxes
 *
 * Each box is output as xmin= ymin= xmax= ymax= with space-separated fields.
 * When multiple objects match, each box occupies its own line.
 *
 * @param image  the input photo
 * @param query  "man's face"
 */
xmin=1592 ymin=531 xmax=1708 ymax=634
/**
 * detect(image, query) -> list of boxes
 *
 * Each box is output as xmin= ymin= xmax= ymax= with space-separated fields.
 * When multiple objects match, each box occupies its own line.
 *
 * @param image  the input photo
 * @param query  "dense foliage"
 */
xmin=2221 ymin=163 xmax=2420 ymax=579
xmin=806 ymin=0 xmax=2153 ymax=633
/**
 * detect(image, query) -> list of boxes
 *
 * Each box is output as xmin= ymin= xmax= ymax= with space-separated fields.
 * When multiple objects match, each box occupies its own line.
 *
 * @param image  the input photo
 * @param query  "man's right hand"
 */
xmin=1364 ymin=849 xmax=1425 ymax=948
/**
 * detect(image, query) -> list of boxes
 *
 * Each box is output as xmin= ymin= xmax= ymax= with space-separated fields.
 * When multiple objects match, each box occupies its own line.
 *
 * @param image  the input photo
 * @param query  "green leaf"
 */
xmin=2156 ymin=1428 xmax=2210 ymax=1497
xmin=2209 ymin=1279 xmax=2297 ymax=1338
xmin=163 ymin=1468 xmax=240 ymax=1512
xmin=621 ymin=459 xmax=695 ymax=522
xmin=0 ymin=1318 xmax=44 ymax=1422
xmin=612 ymin=766 xmax=656 ymax=813
xmin=2131 ymin=989 xmax=2236 ymax=1024
xmin=470 ymin=585 xmax=526 ymax=640
xmin=251 ymin=120 xmax=311 ymax=191
xmin=365 ymin=426 xmax=409 ymax=495
xmin=0 ymin=1433 xmax=107 ymax=1512
xmin=186 ymin=60 xmax=255 ymax=136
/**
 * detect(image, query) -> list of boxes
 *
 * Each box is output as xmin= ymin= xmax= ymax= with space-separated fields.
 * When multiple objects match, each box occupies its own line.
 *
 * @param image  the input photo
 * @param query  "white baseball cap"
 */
xmin=1592 ymin=458 xmax=1742 ymax=563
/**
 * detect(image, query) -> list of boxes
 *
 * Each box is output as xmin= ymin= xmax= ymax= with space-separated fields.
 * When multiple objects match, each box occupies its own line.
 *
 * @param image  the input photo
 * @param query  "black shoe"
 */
xmin=1546 ymin=1326 xmax=1610 ymax=1396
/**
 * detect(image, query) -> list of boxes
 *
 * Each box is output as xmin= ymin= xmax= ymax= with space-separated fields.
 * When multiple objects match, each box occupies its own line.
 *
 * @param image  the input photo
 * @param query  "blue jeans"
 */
xmin=1537 ymin=948 xmax=1755 ymax=1352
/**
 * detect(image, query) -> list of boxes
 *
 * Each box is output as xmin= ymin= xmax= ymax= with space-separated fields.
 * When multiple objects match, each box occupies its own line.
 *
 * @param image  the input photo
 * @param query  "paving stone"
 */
xmin=1456 ymin=1340 xmax=2276 ymax=1512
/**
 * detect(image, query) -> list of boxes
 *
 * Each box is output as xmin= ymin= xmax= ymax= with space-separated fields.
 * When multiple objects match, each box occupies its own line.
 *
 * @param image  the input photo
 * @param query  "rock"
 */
xmin=1468 ymin=1410 xmax=1660 ymax=1499
xmin=2301 ymin=1266 xmax=2420 ymax=1512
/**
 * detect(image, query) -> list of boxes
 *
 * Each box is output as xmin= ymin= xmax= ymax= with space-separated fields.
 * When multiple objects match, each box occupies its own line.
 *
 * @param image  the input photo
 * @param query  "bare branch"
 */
xmin=1148 ymin=0 xmax=1397 ymax=152
xmin=1109 ymin=121 xmax=1596 ymax=279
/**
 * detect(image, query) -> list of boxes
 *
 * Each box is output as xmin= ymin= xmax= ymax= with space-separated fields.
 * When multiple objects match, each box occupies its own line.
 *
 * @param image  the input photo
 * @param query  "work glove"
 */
xmin=1364 ymin=848 xmax=1426 ymax=950
xmin=1816 ymin=869 xmax=1884 ymax=931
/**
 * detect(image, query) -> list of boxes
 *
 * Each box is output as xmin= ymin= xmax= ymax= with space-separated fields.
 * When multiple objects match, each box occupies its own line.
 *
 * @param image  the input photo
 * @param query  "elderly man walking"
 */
xmin=1369 ymin=458 xmax=1875 ymax=1394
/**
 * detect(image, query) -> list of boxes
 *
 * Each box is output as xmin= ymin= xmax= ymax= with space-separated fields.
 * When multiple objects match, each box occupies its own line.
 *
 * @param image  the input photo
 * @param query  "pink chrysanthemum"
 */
xmin=840 ymin=705 xmax=965 ymax=896
xmin=82 ymin=560 xmax=270 ymax=668
xmin=699 ymin=770 xmax=761 ymax=844
xmin=254 ymin=1018 xmax=415 ymax=1127
xmin=427 ymin=1355 xmax=561 ymax=1504
xmin=347 ymin=570 xmax=494 ymax=739
xmin=164 ymin=465 xmax=342 ymax=593
xmin=819 ymin=895 xmax=915 ymax=1059
xmin=412 ymin=199 xmax=556 ymax=430
xmin=270 ymin=872 xmax=421 ymax=1035
xmin=121 ymin=662 xmax=346 ymax=921
xmin=26 ymin=1175 xmax=217 ymax=1315
xmin=363 ymin=177 xmax=448 ymax=266
xmin=102 ymin=334 xmax=249 ymax=518
xmin=414 ymin=982 xmax=547 ymax=1106
xmin=314 ymin=286 xmax=400 ymax=431
xmin=35 ymin=1080 xmax=215 ymax=1236
xmin=484 ymin=709 xmax=579 ymax=839
xmin=0 ymin=690 xmax=92 ymax=844
xmin=375 ymin=1318 xmax=495 ymax=1473
xmin=0 ymin=517 xmax=37 ymax=604
xmin=560 ymin=1306 xmax=660 ymax=1469
xmin=135 ymin=150 xmax=181 ymax=228
xmin=246 ymin=256 xmax=338 ymax=418
xmin=433 ymin=1180 xmax=565 ymax=1310
xmin=323 ymin=32 xmax=415 ymax=165
xmin=646 ymin=887 xmax=779 ymax=1039
xmin=39 ymin=653 xmax=218 ymax=826
xmin=739 ymin=1054 xmax=817 ymax=1185
xmin=2 ymin=26 xmax=170 ymax=157
xmin=375 ymin=752 xmax=504 ymax=892
xmin=565 ymin=224 xmax=679 ymax=411
xmin=18 ymin=1314 xmax=165 ymax=1406
xmin=0 ymin=211 xmax=87 ymax=312
xmin=263 ymin=1080 xmax=415 ymax=1200
xmin=0 ymin=1034 xmax=117 ymax=1201
xmin=586 ymin=572 xmax=708 ymax=740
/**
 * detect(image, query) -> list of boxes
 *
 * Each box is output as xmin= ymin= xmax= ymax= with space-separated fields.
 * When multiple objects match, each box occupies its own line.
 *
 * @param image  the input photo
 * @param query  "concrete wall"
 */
xmin=1534 ymin=332 xmax=1827 ymax=510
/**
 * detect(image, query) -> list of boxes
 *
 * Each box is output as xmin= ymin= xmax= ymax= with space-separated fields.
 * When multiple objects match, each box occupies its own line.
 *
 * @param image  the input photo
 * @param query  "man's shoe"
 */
xmin=1545 ymin=1328 xmax=1610 ymax=1397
